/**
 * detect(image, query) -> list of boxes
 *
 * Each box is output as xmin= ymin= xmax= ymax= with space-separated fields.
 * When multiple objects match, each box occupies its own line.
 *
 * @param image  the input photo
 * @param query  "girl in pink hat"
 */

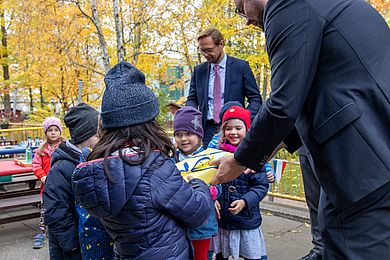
xmin=32 ymin=116 xmax=65 ymax=249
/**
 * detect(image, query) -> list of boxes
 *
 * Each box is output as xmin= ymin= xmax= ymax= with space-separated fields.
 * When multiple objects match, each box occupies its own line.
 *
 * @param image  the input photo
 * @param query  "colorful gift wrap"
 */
xmin=175 ymin=148 xmax=231 ymax=184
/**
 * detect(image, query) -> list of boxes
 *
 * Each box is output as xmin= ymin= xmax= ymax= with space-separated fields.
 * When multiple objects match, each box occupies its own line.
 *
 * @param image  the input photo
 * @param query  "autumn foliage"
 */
xmin=0 ymin=0 xmax=388 ymax=121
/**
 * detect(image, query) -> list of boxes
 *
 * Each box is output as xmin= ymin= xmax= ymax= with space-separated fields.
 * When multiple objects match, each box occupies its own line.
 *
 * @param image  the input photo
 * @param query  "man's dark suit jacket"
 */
xmin=235 ymin=0 xmax=390 ymax=208
xmin=186 ymin=55 xmax=262 ymax=127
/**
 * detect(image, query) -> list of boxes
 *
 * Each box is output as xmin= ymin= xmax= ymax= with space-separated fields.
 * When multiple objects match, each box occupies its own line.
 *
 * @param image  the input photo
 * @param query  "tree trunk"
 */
xmin=120 ymin=1 xmax=126 ymax=58
xmin=29 ymin=87 xmax=33 ymax=112
xmin=0 ymin=0 xmax=10 ymax=113
xmin=90 ymin=0 xmax=111 ymax=73
xmin=39 ymin=85 xmax=44 ymax=108
xmin=60 ymin=66 xmax=66 ymax=115
xmin=133 ymin=25 xmax=141 ymax=65
xmin=113 ymin=0 xmax=125 ymax=62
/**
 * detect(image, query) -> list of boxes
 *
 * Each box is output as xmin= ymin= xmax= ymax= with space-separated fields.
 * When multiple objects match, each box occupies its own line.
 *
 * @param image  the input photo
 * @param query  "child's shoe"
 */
xmin=32 ymin=233 xmax=46 ymax=249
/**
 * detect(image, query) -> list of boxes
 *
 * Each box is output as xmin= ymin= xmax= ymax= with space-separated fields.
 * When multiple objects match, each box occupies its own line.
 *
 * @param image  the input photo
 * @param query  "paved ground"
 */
xmin=0 ymin=217 xmax=49 ymax=260
xmin=0 ymin=209 xmax=312 ymax=260
xmin=262 ymin=212 xmax=312 ymax=259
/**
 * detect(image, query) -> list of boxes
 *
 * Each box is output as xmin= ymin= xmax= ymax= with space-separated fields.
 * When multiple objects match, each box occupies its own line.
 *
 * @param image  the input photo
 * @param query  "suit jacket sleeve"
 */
xmin=186 ymin=66 xmax=199 ymax=108
xmin=283 ymin=126 xmax=303 ymax=153
xmin=235 ymin=0 xmax=323 ymax=171
xmin=242 ymin=61 xmax=262 ymax=121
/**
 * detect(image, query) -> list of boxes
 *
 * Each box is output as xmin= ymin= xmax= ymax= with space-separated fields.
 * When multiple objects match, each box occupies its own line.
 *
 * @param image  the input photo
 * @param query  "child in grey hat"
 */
xmin=43 ymin=103 xmax=100 ymax=260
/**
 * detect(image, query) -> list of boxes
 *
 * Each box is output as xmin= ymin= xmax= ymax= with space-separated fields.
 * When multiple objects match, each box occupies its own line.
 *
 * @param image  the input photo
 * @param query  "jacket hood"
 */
xmin=73 ymin=151 xmax=163 ymax=218
xmin=51 ymin=141 xmax=81 ymax=167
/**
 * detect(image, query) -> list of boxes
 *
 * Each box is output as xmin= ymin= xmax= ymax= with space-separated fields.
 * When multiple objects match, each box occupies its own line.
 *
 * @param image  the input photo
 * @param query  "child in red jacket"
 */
xmin=32 ymin=117 xmax=64 ymax=249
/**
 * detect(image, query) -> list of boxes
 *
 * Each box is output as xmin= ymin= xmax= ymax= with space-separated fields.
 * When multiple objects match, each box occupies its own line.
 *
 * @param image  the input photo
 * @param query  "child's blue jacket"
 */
xmin=173 ymin=148 xmax=221 ymax=240
xmin=72 ymin=151 xmax=212 ymax=259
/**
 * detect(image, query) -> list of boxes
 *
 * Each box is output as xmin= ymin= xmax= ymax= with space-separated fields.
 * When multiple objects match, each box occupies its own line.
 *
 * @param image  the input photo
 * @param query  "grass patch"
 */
xmin=271 ymin=160 xmax=304 ymax=198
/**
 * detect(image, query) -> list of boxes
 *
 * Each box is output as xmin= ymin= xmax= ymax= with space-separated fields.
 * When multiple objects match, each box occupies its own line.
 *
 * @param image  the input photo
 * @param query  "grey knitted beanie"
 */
xmin=64 ymin=103 xmax=99 ymax=145
xmin=101 ymin=61 xmax=160 ymax=129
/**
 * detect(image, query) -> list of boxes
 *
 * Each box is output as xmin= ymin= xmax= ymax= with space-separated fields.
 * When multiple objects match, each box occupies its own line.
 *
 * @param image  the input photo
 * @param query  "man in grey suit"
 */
xmin=212 ymin=0 xmax=390 ymax=259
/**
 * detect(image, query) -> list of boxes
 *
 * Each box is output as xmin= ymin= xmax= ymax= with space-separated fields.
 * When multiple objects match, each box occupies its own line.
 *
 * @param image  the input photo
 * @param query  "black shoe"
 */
xmin=300 ymin=250 xmax=322 ymax=260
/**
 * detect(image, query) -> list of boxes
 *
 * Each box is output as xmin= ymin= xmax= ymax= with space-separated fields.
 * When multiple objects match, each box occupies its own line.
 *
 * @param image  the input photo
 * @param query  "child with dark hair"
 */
xmin=173 ymin=106 xmax=220 ymax=260
xmin=173 ymin=106 xmax=205 ymax=162
xmin=72 ymin=61 xmax=212 ymax=260
xmin=43 ymin=103 xmax=100 ymax=260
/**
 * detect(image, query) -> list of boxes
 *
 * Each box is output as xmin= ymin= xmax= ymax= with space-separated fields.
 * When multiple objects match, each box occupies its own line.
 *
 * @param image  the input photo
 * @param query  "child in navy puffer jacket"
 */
xmin=72 ymin=61 xmax=212 ymax=260
xmin=211 ymin=106 xmax=269 ymax=260
xmin=43 ymin=103 xmax=100 ymax=260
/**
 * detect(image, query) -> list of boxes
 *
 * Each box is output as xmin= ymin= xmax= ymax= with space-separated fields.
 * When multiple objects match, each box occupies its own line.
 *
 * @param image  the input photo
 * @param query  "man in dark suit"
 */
xmin=298 ymin=146 xmax=323 ymax=260
xmin=212 ymin=0 xmax=390 ymax=259
xmin=186 ymin=28 xmax=262 ymax=147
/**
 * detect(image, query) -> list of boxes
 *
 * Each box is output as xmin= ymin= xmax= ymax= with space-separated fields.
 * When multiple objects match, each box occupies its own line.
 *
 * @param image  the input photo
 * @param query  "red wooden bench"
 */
xmin=0 ymin=160 xmax=41 ymax=224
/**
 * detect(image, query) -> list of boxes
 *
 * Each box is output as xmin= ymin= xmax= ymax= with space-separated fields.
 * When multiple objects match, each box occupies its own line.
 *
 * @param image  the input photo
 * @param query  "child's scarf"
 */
xmin=218 ymin=141 xmax=238 ymax=153
xmin=177 ymin=145 xmax=204 ymax=162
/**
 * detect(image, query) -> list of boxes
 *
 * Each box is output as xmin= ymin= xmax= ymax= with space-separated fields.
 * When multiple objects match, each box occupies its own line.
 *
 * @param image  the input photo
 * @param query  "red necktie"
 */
xmin=213 ymin=64 xmax=221 ymax=123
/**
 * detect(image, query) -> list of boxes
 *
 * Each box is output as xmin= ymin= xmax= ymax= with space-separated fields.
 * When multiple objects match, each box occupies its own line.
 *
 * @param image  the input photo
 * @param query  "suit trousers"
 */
xmin=318 ymin=181 xmax=390 ymax=259
xmin=299 ymin=151 xmax=323 ymax=255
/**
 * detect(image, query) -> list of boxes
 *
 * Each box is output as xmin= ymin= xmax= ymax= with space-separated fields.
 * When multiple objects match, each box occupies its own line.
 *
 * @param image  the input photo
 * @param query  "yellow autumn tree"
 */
xmin=9 ymin=0 xmax=103 ymax=122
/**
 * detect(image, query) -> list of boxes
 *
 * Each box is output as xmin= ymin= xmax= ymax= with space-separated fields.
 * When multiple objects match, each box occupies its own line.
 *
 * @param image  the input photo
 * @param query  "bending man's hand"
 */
xmin=210 ymin=156 xmax=246 ymax=185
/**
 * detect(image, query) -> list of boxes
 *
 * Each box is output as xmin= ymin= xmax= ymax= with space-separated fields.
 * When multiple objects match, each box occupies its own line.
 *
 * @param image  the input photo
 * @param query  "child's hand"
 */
xmin=243 ymin=168 xmax=256 ymax=174
xmin=215 ymin=200 xmax=221 ymax=219
xmin=229 ymin=199 xmax=246 ymax=215
xmin=267 ymin=171 xmax=275 ymax=183
xmin=41 ymin=176 xmax=47 ymax=184
xmin=186 ymin=175 xmax=194 ymax=182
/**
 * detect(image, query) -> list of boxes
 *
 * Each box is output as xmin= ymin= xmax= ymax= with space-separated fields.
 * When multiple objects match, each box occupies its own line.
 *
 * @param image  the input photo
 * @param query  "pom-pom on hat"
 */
xmin=101 ymin=61 xmax=159 ymax=129
xmin=174 ymin=107 xmax=204 ymax=138
xmin=222 ymin=106 xmax=251 ymax=129
xmin=42 ymin=117 xmax=62 ymax=134
xmin=219 ymin=101 xmax=244 ymax=121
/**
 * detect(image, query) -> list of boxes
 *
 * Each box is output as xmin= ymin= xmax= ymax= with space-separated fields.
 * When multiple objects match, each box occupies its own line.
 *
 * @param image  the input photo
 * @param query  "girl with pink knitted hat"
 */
xmin=32 ymin=116 xmax=65 ymax=249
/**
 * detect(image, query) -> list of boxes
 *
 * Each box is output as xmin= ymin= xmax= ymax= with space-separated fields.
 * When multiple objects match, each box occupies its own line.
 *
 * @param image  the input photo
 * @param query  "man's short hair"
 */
xmin=197 ymin=28 xmax=224 ymax=45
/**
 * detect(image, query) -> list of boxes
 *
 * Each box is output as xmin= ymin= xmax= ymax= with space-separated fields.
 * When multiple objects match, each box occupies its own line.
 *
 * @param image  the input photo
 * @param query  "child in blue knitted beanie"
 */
xmin=72 ymin=61 xmax=213 ymax=260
